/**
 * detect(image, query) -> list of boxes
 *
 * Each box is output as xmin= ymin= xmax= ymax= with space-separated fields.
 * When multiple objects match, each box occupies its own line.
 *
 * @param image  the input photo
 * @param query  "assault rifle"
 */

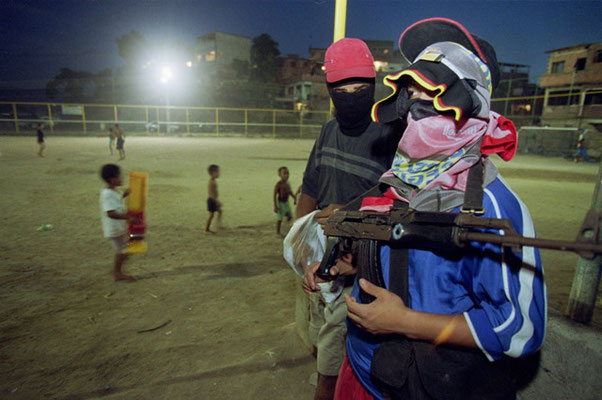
xmin=316 ymin=208 xmax=602 ymax=280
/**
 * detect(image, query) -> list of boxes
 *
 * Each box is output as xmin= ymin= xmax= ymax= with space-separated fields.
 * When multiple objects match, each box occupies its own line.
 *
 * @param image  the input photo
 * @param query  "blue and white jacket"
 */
xmin=346 ymin=176 xmax=548 ymax=399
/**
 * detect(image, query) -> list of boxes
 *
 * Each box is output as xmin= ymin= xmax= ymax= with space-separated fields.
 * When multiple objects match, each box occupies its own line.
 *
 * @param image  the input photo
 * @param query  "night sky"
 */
xmin=1 ymin=0 xmax=601 ymax=89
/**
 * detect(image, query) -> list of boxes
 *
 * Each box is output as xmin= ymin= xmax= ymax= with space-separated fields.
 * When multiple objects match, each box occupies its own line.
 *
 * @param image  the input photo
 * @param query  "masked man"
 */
xmin=297 ymin=38 xmax=399 ymax=400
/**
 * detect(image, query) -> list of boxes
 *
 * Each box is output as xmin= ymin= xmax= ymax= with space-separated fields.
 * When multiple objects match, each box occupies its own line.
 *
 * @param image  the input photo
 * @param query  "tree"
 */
xmin=116 ymin=30 xmax=149 ymax=67
xmin=231 ymin=59 xmax=250 ymax=80
xmin=45 ymin=68 xmax=95 ymax=103
xmin=93 ymin=68 xmax=116 ymax=104
xmin=250 ymin=33 xmax=280 ymax=82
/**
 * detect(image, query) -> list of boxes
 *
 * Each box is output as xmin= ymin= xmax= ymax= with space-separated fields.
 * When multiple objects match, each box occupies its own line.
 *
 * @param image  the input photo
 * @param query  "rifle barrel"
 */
xmin=459 ymin=231 xmax=602 ymax=257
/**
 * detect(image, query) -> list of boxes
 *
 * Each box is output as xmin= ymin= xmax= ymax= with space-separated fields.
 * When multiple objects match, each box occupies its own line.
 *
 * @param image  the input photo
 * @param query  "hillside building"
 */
xmin=539 ymin=43 xmax=602 ymax=132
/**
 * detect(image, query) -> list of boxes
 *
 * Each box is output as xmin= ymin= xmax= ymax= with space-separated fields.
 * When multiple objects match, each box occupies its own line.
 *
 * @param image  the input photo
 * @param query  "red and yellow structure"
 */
xmin=127 ymin=172 xmax=148 ymax=254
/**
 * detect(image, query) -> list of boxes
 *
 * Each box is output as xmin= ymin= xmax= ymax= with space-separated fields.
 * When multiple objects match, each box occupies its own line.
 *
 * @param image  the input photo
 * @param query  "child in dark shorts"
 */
xmin=36 ymin=123 xmax=45 ymax=157
xmin=115 ymin=124 xmax=125 ymax=160
xmin=205 ymin=164 xmax=222 ymax=233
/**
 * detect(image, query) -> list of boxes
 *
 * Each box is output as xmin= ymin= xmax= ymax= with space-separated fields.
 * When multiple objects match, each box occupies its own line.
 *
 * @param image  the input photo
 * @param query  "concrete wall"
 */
xmin=517 ymin=309 xmax=602 ymax=400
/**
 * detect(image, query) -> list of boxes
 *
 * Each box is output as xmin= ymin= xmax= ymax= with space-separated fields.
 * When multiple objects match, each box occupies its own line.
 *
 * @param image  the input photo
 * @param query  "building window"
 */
xmin=551 ymin=61 xmax=564 ymax=74
xmin=594 ymin=50 xmax=602 ymax=63
xmin=575 ymin=58 xmax=587 ymax=71
xmin=584 ymin=92 xmax=602 ymax=105
xmin=548 ymin=90 xmax=581 ymax=106
xmin=290 ymin=61 xmax=296 ymax=68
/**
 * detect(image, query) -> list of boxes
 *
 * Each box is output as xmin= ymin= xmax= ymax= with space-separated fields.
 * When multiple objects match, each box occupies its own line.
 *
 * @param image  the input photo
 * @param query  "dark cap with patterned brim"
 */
xmin=399 ymin=17 xmax=500 ymax=90
xmin=372 ymin=18 xmax=500 ymax=124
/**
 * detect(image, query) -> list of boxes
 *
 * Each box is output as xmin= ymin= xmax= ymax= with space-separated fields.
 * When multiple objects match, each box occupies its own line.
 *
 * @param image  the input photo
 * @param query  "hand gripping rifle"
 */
xmin=316 ymin=208 xmax=602 ymax=285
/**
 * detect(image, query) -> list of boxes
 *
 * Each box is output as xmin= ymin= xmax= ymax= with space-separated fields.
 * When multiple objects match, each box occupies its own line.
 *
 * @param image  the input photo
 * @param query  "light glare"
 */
xmin=160 ymin=66 xmax=173 ymax=84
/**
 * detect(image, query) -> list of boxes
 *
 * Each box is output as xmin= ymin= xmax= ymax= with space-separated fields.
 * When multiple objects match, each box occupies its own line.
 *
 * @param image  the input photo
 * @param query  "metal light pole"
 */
xmin=333 ymin=0 xmax=347 ymax=42
xmin=330 ymin=0 xmax=347 ymax=116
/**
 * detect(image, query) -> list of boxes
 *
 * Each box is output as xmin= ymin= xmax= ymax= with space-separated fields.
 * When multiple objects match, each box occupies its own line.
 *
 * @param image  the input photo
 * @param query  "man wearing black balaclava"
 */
xmin=296 ymin=38 xmax=399 ymax=400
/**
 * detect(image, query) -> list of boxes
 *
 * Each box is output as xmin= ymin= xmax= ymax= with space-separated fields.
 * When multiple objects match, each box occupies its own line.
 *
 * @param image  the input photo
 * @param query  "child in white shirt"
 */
xmin=99 ymin=164 xmax=138 ymax=281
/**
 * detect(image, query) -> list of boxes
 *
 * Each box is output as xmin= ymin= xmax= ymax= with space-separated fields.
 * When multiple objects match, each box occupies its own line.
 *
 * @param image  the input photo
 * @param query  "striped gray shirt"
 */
xmin=302 ymin=120 xmax=398 ymax=209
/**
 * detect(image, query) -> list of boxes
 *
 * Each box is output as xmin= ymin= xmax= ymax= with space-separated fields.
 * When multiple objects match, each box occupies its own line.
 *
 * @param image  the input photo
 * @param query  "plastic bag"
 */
xmin=283 ymin=210 xmax=325 ymax=277
xmin=283 ymin=211 xmax=344 ymax=303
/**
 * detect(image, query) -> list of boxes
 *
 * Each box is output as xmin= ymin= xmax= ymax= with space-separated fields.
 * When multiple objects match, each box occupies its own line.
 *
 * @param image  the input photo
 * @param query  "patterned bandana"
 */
xmin=379 ymin=111 xmax=517 ymax=211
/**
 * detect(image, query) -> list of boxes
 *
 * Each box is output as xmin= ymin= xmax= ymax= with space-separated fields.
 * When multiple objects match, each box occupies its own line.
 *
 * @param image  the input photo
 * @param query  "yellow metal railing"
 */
xmin=0 ymin=101 xmax=330 ymax=138
xmin=1 ymin=89 xmax=601 ymax=137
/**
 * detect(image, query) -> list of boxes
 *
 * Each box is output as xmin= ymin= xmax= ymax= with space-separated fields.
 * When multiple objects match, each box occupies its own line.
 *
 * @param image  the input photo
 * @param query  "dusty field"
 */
xmin=0 ymin=136 xmax=601 ymax=399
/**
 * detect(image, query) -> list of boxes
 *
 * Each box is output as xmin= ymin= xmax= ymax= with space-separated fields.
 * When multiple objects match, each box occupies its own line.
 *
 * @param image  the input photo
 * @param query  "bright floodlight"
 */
xmin=160 ymin=66 xmax=173 ymax=84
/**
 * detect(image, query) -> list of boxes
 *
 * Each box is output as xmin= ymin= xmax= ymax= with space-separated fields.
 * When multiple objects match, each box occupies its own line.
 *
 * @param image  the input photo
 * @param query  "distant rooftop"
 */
xmin=546 ymin=43 xmax=599 ymax=53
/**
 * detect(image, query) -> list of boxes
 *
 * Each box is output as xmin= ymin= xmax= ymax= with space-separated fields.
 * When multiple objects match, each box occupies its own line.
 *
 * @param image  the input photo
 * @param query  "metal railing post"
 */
xmin=530 ymin=87 xmax=538 ymax=125
xmin=186 ymin=108 xmax=190 ymax=135
xmin=272 ymin=110 xmax=276 ymax=138
xmin=13 ymin=103 xmax=19 ymax=134
xmin=216 ymin=109 xmax=219 ymax=135
xmin=504 ymin=78 xmax=512 ymax=116
xmin=156 ymin=107 xmax=161 ymax=134
xmin=82 ymin=105 xmax=87 ymax=135
xmin=145 ymin=107 xmax=149 ymax=135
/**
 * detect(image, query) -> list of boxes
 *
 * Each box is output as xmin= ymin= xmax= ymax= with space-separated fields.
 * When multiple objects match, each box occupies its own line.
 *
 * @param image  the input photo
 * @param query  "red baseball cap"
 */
xmin=323 ymin=38 xmax=375 ymax=83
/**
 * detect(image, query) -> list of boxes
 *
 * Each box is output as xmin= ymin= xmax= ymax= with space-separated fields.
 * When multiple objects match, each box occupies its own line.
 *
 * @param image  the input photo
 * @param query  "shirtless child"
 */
xmin=205 ymin=164 xmax=222 ymax=233
xmin=273 ymin=166 xmax=296 ymax=235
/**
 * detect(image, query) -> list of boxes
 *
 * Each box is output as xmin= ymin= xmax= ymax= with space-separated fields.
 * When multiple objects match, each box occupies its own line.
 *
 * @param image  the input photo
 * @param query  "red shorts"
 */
xmin=334 ymin=356 xmax=375 ymax=400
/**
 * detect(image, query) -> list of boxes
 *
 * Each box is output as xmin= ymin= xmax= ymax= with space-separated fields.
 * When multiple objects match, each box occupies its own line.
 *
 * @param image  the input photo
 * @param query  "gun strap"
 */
xmin=461 ymin=159 xmax=485 ymax=214
xmin=356 ymin=239 xmax=386 ymax=304
xmin=385 ymin=199 xmax=410 ymax=303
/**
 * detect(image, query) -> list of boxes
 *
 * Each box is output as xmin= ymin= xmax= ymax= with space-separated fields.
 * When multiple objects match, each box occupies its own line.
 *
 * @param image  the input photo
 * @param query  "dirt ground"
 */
xmin=0 ymin=136 xmax=600 ymax=399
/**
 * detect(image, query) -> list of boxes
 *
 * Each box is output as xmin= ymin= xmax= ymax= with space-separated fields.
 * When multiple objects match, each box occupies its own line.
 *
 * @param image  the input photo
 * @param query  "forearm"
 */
xmin=107 ymin=211 xmax=130 ymax=220
xmin=347 ymin=279 xmax=478 ymax=349
xmin=295 ymin=193 xmax=317 ymax=219
xmin=398 ymin=309 xmax=477 ymax=348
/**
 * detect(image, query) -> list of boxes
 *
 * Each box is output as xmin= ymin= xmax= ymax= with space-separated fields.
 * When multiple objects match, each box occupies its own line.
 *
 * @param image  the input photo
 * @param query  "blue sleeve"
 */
xmin=464 ymin=178 xmax=547 ymax=361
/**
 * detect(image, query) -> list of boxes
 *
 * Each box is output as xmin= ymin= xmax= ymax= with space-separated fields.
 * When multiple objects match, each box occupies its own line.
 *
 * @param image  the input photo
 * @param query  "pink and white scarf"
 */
xmin=364 ymin=111 xmax=516 ymax=212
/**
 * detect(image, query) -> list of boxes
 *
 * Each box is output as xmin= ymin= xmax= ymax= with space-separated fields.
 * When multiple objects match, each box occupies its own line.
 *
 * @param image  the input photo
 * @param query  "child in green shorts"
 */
xmin=273 ymin=166 xmax=296 ymax=235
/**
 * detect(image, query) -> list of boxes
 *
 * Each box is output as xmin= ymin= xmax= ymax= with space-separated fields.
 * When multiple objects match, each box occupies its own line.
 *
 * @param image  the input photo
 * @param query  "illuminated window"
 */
xmin=551 ymin=61 xmax=564 ymax=74
xmin=384 ymin=49 xmax=389 ymax=54
xmin=206 ymin=50 xmax=216 ymax=62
